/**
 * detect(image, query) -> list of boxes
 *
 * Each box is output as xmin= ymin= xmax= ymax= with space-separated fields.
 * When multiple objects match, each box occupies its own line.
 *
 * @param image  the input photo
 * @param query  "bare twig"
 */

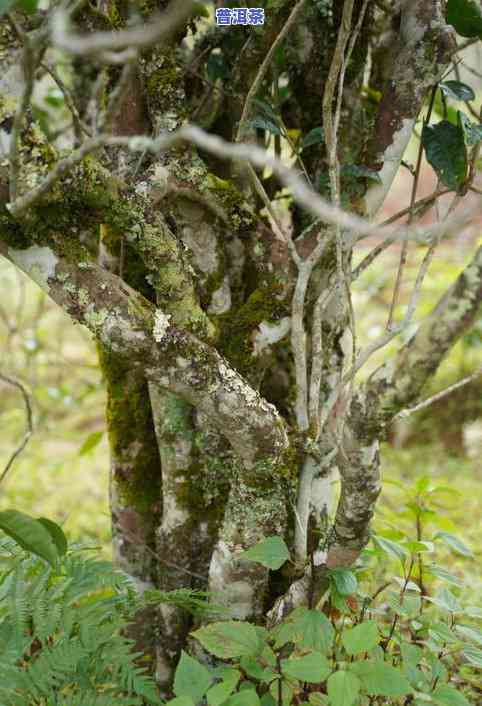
xmin=394 ymin=367 xmax=482 ymax=419
xmin=9 ymin=36 xmax=36 ymax=202
xmin=236 ymin=0 xmax=307 ymax=142
xmin=0 ymin=374 xmax=33 ymax=486
xmin=51 ymin=0 xmax=195 ymax=57
xmin=7 ymin=126 xmax=476 ymax=250
xmin=40 ymin=61 xmax=90 ymax=140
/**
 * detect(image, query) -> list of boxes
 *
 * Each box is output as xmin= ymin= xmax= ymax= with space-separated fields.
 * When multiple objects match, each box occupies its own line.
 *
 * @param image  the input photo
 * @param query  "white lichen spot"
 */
xmin=208 ymin=276 xmax=232 ymax=315
xmin=253 ymin=317 xmax=291 ymax=355
xmin=153 ymin=309 xmax=171 ymax=342
xmin=8 ymin=246 xmax=58 ymax=291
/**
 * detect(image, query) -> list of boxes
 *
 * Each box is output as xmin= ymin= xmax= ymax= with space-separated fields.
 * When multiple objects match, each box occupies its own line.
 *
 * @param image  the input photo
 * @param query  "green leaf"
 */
xmin=404 ymin=541 xmax=434 ymax=554
xmin=432 ymin=684 xmax=470 ymax=706
xmin=446 ymin=0 xmax=482 ymax=37
xmin=349 ymin=661 xmax=412 ymax=697
xmin=458 ymin=111 xmax=482 ymax=145
xmin=79 ymin=430 xmax=103 ymax=456
xmin=289 ymin=608 xmax=335 ymax=653
xmin=207 ymin=670 xmax=240 ymax=706
xmin=439 ymin=80 xmax=475 ymax=102
xmin=308 ymin=694 xmax=329 ymax=706
xmin=0 ymin=509 xmax=59 ymax=567
xmin=241 ymin=536 xmax=290 ymax=570
xmin=341 ymin=620 xmax=379 ymax=655
xmin=425 ymin=588 xmax=462 ymax=614
xmin=455 ymin=624 xmax=482 ymax=646
xmin=462 ymin=645 xmax=482 ymax=667
xmin=223 ymin=692 xmax=261 ymax=706
xmin=434 ymin=531 xmax=473 ymax=557
xmin=422 ymin=121 xmax=467 ymax=190
xmin=36 ymin=517 xmax=68 ymax=557
xmin=425 ymin=563 xmax=464 ymax=587
xmin=329 ymin=569 xmax=357 ymax=596
xmin=192 ymin=621 xmax=262 ymax=659
xmin=0 ymin=0 xmax=16 ymax=17
xmin=327 ymin=670 xmax=360 ymax=706
xmin=281 ymin=652 xmax=331 ymax=683
xmin=429 ymin=621 xmax=458 ymax=645
xmin=165 ymin=698 xmax=195 ymax=706
xmin=372 ymin=535 xmax=409 ymax=565
xmin=341 ymin=164 xmax=382 ymax=183
xmin=253 ymin=98 xmax=279 ymax=121
xmin=302 ymin=127 xmax=325 ymax=150
xmin=174 ymin=651 xmax=213 ymax=704
xmin=249 ymin=117 xmax=281 ymax=136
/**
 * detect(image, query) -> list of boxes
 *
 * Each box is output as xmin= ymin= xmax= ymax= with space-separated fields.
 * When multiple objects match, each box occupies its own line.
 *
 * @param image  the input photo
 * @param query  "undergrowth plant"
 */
xmin=0 ymin=471 xmax=480 ymax=706
xmin=165 ymin=476 xmax=481 ymax=706
xmin=0 ymin=508 xmax=220 ymax=706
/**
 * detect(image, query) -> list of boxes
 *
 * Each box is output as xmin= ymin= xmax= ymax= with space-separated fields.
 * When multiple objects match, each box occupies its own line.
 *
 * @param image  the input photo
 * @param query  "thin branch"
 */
xmin=40 ymin=61 xmax=90 ymax=140
xmin=51 ymin=0 xmax=195 ymax=57
xmin=8 ymin=37 xmax=36 ymax=202
xmin=7 ymin=126 xmax=477 ymax=252
xmin=394 ymin=367 xmax=482 ymax=420
xmin=236 ymin=0 xmax=307 ymax=142
xmin=0 ymin=374 xmax=33 ymax=486
xmin=386 ymin=84 xmax=437 ymax=330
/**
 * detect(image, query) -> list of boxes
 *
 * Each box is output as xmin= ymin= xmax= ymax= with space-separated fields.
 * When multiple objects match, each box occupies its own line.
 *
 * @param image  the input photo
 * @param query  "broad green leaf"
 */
xmin=434 ymin=531 xmax=473 ymax=557
xmin=341 ymin=620 xmax=379 ymax=655
xmin=329 ymin=568 xmax=357 ymax=596
xmin=446 ymin=0 xmax=482 ymax=37
xmin=270 ymin=620 xmax=297 ymax=649
xmin=455 ymin=624 xmax=482 ymax=646
xmin=281 ymin=652 xmax=330 ymax=683
xmin=192 ymin=621 xmax=262 ymax=659
xmin=36 ymin=517 xmax=68 ymax=557
xmin=327 ymin=670 xmax=360 ymax=706
xmin=174 ymin=651 xmax=212 ymax=704
xmin=289 ymin=608 xmax=335 ymax=653
xmin=249 ymin=117 xmax=281 ymax=136
xmin=253 ymin=98 xmax=279 ymax=121
xmin=165 ymin=698 xmax=194 ymax=706
xmin=260 ymin=695 xmax=277 ymax=706
xmin=429 ymin=621 xmax=459 ymax=645
xmin=224 ymin=692 xmax=260 ymax=706
xmin=309 ymin=694 xmax=329 ymax=706
xmin=465 ymin=606 xmax=482 ymax=618
xmin=372 ymin=535 xmax=409 ymax=565
xmin=401 ymin=643 xmax=423 ymax=667
xmin=207 ymin=670 xmax=240 ymax=706
xmin=439 ymin=80 xmax=475 ymax=102
xmin=462 ymin=644 xmax=482 ymax=667
xmin=393 ymin=577 xmax=421 ymax=592
xmin=432 ymin=684 xmax=470 ymax=706
xmin=79 ymin=430 xmax=103 ymax=456
xmin=425 ymin=588 xmax=462 ymax=614
xmin=349 ymin=661 xmax=412 ymax=697
xmin=241 ymin=536 xmax=290 ymax=570
xmin=0 ymin=509 xmax=59 ymax=568
xmin=0 ymin=0 xmax=16 ymax=17
xmin=239 ymin=657 xmax=263 ymax=681
xmin=422 ymin=121 xmax=467 ymax=190
xmin=425 ymin=563 xmax=464 ymax=587
xmin=302 ymin=127 xmax=325 ymax=150
xmin=458 ymin=111 xmax=482 ymax=145
xmin=404 ymin=541 xmax=434 ymax=554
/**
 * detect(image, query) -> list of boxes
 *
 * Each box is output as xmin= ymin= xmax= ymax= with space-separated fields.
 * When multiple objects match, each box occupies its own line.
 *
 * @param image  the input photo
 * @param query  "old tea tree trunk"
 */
xmin=1 ymin=0 xmax=481 ymax=688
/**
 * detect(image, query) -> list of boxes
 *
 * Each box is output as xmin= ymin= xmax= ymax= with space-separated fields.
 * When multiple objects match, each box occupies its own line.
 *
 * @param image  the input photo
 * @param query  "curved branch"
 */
xmin=0 ymin=373 xmax=33 ymax=486
xmin=0 ymin=241 xmax=288 ymax=469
